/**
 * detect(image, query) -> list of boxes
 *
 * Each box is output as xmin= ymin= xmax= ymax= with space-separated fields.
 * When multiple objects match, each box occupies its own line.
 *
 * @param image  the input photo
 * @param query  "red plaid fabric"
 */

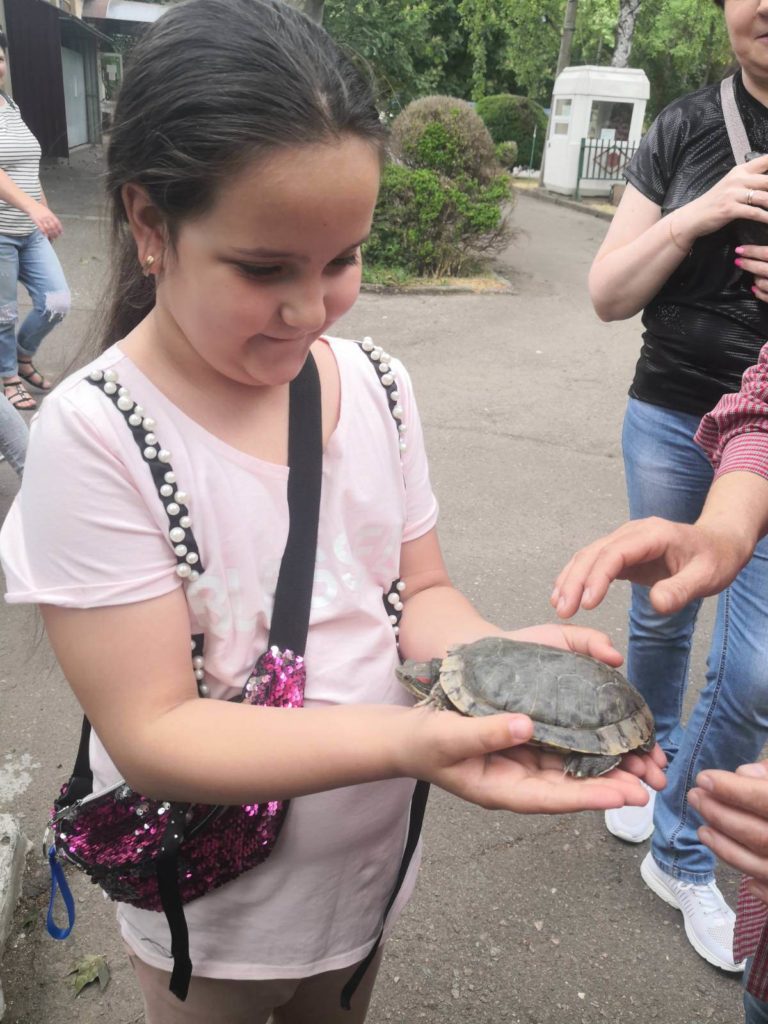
xmin=696 ymin=342 xmax=768 ymax=1000
xmin=735 ymin=877 xmax=768 ymax=999
xmin=695 ymin=341 xmax=768 ymax=479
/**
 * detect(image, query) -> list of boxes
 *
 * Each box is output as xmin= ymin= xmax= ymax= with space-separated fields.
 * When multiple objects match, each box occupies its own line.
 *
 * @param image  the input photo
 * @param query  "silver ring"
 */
xmin=748 ymin=188 xmax=756 ymax=206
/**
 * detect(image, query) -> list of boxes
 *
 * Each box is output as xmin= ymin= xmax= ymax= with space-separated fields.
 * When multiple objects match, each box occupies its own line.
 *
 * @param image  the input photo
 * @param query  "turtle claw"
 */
xmin=564 ymin=752 xmax=622 ymax=778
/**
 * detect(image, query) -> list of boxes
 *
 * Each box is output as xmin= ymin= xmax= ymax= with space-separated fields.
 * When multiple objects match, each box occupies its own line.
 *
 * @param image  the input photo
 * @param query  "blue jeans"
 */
xmin=744 ymin=961 xmax=768 ymax=1023
xmin=0 ymin=229 xmax=69 ymax=378
xmin=623 ymin=397 xmax=768 ymax=883
xmin=0 ymin=391 xmax=28 ymax=474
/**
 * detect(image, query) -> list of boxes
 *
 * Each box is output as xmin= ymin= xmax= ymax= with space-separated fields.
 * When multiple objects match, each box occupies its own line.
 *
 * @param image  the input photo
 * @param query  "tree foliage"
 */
xmin=324 ymin=0 xmax=733 ymax=120
xmin=476 ymin=93 xmax=548 ymax=167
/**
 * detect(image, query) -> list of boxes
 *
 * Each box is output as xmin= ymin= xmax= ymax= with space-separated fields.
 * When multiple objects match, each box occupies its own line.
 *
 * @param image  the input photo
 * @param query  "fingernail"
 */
xmin=557 ymin=595 xmax=567 ymax=611
xmin=697 ymin=773 xmax=714 ymax=790
xmin=507 ymin=716 xmax=531 ymax=741
xmin=736 ymin=246 xmax=745 ymax=254
xmin=550 ymin=587 xmax=559 ymax=605
xmin=583 ymin=587 xmax=592 ymax=605
xmin=739 ymin=762 xmax=768 ymax=778
xmin=687 ymin=789 xmax=701 ymax=809
xmin=699 ymin=826 xmax=714 ymax=845
xmin=753 ymin=286 xmax=760 ymax=294
xmin=735 ymin=258 xmax=743 ymax=267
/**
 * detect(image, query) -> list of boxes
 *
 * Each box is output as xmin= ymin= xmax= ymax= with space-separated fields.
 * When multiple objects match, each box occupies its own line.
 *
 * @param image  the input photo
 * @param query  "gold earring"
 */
xmin=141 ymin=254 xmax=156 ymax=277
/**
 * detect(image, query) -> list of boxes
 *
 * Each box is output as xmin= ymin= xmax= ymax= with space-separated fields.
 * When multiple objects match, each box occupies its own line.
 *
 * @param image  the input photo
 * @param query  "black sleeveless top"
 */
xmin=626 ymin=70 xmax=768 ymax=416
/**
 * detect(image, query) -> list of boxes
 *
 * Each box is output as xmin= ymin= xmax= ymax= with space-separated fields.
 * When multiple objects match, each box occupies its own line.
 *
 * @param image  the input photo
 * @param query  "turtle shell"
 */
xmin=437 ymin=636 xmax=654 ymax=758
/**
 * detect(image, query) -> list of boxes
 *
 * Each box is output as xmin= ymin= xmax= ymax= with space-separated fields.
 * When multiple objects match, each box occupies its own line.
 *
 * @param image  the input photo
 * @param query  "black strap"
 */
xmin=341 ymin=779 xmax=430 ymax=1009
xmin=339 ymin=343 xmax=432 ymax=1010
xmin=62 ymin=716 xmax=94 ymax=806
xmin=157 ymin=355 xmax=323 ymax=1001
xmin=65 ymin=356 xmax=324 ymax=1001
xmin=268 ymin=352 xmax=323 ymax=654
xmin=156 ymin=856 xmax=193 ymax=1000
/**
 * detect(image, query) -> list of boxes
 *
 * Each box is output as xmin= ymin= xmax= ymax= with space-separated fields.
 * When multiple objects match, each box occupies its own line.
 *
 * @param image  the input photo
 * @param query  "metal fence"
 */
xmin=576 ymin=138 xmax=639 ymax=200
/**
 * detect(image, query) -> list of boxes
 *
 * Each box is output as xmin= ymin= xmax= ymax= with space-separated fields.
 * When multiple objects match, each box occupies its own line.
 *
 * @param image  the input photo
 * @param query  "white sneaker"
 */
xmin=640 ymin=851 xmax=745 ymax=972
xmin=605 ymin=780 xmax=656 ymax=842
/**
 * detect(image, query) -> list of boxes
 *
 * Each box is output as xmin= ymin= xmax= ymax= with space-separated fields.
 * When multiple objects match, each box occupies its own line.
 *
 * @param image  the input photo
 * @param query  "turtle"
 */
xmin=396 ymin=636 xmax=655 ymax=777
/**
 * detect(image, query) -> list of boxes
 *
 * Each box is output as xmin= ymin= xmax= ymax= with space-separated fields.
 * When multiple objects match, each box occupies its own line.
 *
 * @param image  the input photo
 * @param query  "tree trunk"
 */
xmin=285 ymin=0 xmax=324 ymax=23
xmin=611 ymin=0 xmax=641 ymax=67
xmin=555 ymin=0 xmax=579 ymax=78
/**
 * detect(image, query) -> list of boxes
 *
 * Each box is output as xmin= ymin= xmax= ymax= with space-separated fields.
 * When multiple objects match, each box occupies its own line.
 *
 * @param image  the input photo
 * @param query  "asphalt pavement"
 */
xmin=0 ymin=150 xmax=742 ymax=1023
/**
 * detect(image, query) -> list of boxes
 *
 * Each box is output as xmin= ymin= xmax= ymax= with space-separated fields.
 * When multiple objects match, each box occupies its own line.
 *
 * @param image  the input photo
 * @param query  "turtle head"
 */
xmin=396 ymin=658 xmax=442 ymax=699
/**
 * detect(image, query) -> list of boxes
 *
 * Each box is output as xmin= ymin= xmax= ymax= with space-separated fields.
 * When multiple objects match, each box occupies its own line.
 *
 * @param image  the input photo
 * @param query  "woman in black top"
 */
xmin=588 ymin=0 xmax=768 ymax=976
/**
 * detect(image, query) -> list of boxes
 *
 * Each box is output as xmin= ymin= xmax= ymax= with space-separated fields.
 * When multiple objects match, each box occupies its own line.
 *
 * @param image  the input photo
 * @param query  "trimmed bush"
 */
xmin=495 ymin=140 xmax=519 ymax=170
xmin=476 ymin=93 xmax=548 ymax=169
xmin=390 ymin=95 xmax=499 ymax=184
xmin=365 ymin=163 xmax=513 ymax=278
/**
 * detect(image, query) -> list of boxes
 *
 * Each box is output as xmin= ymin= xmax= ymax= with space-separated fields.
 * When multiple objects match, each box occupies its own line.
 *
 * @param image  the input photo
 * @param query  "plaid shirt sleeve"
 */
xmin=695 ymin=340 xmax=768 ymax=999
xmin=735 ymin=877 xmax=768 ymax=1000
xmin=695 ymin=341 xmax=768 ymax=480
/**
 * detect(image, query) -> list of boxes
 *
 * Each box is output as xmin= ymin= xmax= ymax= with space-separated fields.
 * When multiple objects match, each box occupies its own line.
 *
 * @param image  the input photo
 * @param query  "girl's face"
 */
xmin=155 ymin=136 xmax=381 ymax=388
xmin=726 ymin=0 xmax=768 ymax=80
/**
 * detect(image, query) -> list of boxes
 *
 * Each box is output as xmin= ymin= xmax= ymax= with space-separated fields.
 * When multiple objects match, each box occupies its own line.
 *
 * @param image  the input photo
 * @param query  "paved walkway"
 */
xmin=0 ymin=149 xmax=741 ymax=1024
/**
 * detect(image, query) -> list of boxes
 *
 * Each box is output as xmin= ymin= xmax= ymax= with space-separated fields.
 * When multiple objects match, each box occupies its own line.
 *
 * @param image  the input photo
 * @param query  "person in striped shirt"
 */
xmin=551 ymin=339 xmax=768 ymax=1021
xmin=0 ymin=28 xmax=69 ymax=413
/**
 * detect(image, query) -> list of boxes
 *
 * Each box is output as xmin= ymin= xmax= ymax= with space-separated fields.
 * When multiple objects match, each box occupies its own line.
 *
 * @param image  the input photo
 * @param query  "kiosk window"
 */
xmin=552 ymin=98 xmax=572 ymax=137
xmin=587 ymin=101 xmax=632 ymax=142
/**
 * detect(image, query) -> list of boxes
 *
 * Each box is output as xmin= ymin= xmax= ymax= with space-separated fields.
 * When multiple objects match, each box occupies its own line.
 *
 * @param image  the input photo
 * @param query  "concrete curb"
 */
xmin=0 ymin=815 xmax=31 ymax=1021
xmin=513 ymin=184 xmax=615 ymax=222
xmin=361 ymin=272 xmax=514 ymax=296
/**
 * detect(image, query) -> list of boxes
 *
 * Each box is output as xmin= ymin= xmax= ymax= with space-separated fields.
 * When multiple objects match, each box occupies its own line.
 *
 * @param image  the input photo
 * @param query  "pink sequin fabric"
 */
xmin=51 ymin=647 xmax=305 ymax=910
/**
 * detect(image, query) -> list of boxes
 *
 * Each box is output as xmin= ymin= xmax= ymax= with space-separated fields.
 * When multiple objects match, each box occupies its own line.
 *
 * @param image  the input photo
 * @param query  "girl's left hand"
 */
xmin=505 ymin=622 xmax=624 ymax=668
xmin=735 ymin=244 xmax=768 ymax=302
xmin=413 ymin=710 xmax=667 ymax=813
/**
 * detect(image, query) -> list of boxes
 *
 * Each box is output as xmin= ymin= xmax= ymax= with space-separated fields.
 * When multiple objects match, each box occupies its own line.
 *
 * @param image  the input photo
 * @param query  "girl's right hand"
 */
xmin=27 ymin=200 xmax=63 ymax=240
xmin=405 ymin=709 xmax=666 ymax=814
xmin=672 ymin=153 xmax=768 ymax=246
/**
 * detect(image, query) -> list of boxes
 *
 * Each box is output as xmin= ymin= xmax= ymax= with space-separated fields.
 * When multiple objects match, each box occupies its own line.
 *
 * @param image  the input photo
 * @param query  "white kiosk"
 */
xmin=542 ymin=65 xmax=650 ymax=197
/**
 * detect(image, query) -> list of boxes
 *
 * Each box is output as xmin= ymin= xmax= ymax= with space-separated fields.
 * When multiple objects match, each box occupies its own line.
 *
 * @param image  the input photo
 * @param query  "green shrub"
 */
xmin=475 ymin=94 xmax=548 ymax=169
xmin=365 ymin=163 xmax=513 ymax=278
xmin=390 ymin=95 xmax=499 ymax=184
xmin=495 ymin=140 xmax=519 ymax=170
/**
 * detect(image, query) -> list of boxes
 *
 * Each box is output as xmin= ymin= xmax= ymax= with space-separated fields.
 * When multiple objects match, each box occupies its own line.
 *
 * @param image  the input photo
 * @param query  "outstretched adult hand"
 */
xmin=407 ymin=709 xmax=666 ymax=816
xmin=549 ymin=516 xmax=748 ymax=620
xmin=690 ymin=762 xmax=768 ymax=906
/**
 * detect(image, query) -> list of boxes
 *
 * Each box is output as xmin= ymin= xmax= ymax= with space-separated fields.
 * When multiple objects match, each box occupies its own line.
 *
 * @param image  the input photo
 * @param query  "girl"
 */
xmin=0 ymin=2 xmax=664 ymax=1022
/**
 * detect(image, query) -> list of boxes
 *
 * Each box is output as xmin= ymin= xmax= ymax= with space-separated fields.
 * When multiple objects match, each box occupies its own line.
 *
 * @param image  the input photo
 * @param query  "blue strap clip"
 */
xmin=46 ymin=842 xmax=75 ymax=940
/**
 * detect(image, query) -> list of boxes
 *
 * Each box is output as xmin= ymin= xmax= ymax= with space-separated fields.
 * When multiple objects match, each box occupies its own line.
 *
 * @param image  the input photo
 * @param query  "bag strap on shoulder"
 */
xmin=721 ymin=74 xmax=751 ymax=165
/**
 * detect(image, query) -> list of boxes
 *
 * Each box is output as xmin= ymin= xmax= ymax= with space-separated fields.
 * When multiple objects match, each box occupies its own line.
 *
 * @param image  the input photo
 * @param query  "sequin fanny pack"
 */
xmin=45 ymin=353 xmax=324 ymax=1002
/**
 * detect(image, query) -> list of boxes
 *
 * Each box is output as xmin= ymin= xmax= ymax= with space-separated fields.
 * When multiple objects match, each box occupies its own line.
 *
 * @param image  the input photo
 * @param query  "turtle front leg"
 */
xmin=415 ymin=684 xmax=457 ymax=711
xmin=564 ymin=752 xmax=622 ymax=778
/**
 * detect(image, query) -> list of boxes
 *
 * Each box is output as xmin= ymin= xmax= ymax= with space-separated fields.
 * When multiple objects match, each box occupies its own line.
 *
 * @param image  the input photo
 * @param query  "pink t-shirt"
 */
xmin=0 ymin=336 xmax=439 ymax=978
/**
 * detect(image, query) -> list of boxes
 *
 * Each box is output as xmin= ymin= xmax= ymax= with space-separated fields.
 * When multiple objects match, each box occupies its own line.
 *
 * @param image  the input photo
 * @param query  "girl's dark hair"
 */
xmin=100 ymin=0 xmax=385 ymax=349
xmin=0 ymin=29 xmax=7 ymax=52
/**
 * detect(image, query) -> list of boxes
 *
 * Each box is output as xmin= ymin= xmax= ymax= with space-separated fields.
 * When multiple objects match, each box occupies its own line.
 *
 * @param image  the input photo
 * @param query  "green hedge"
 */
xmin=390 ymin=95 xmax=499 ymax=184
xmin=475 ymin=93 xmax=548 ymax=169
xmin=365 ymin=163 xmax=512 ymax=278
